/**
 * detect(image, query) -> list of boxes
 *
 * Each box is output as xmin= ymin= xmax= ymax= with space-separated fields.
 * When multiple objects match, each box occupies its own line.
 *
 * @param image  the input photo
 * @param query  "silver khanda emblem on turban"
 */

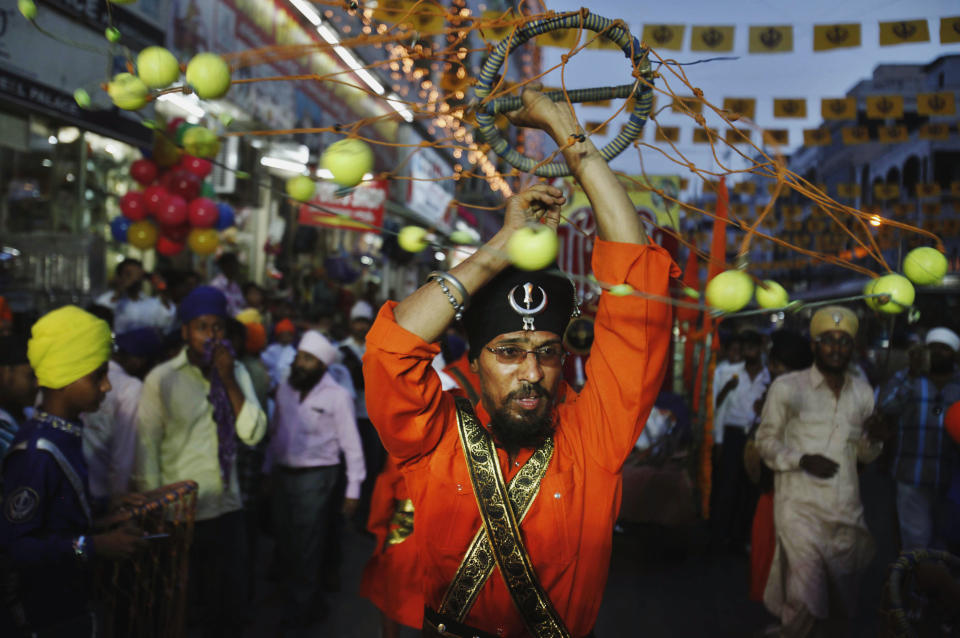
xmin=508 ymin=283 xmax=547 ymax=331
xmin=832 ymin=312 xmax=843 ymax=327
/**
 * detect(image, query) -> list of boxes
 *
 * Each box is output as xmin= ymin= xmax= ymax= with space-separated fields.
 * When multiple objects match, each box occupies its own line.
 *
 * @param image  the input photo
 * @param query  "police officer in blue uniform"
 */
xmin=0 ymin=306 xmax=144 ymax=636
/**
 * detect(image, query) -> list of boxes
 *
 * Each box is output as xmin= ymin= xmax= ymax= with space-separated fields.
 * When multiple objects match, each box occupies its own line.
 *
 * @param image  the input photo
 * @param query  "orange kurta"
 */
xmin=363 ymin=239 xmax=677 ymax=637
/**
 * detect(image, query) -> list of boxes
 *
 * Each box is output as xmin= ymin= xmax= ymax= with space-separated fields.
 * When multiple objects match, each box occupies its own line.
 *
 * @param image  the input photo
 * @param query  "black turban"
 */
xmin=462 ymin=266 xmax=577 ymax=361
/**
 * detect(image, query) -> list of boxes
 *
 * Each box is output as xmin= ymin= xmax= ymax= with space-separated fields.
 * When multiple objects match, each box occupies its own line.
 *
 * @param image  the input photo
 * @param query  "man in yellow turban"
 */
xmin=755 ymin=305 xmax=891 ymax=637
xmin=0 ymin=306 xmax=144 ymax=636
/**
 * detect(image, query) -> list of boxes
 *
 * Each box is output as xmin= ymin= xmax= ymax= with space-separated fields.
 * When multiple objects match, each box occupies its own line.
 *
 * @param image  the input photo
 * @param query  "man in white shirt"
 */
xmin=757 ymin=307 xmax=890 ymax=637
xmin=95 ymin=258 xmax=173 ymax=333
xmin=265 ymin=330 xmax=365 ymax=627
xmin=711 ymin=330 xmax=770 ymax=552
xmin=133 ymin=286 xmax=266 ymax=638
xmin=82 ymin=327 xmax=160 ymax=508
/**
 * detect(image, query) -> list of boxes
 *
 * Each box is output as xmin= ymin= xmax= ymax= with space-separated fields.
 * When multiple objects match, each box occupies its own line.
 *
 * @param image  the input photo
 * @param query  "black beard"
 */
xmin=289 ymin=366 xmax=324 ymax=393
xmin=486 ymin=383 xmax=555 ymax=455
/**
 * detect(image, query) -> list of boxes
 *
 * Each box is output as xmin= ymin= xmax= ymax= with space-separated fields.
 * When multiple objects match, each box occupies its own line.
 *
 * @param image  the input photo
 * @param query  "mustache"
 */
xmin=507 ymin=383 xmax=547 ymax=401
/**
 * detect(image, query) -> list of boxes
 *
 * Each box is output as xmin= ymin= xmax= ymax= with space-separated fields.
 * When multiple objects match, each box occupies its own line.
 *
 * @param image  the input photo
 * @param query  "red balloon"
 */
xmin=165 ymin=169 xmax=201 ymax=201
xmin=181 ymin=155 xmax=213 ymax=179
xmin=166 ymin=117 xmax=185 ymax=135
xmin=156 ymin=195 xmax=188 ymax=227
xmin=120 ymin=191 xmax=148 ymax=221
xmin=144 ymin=185 xmax=168 ymax=215
xmin=130 ymin=159 xmax=158 ymax=186
xmin=947 ymin=401 xmax=960 ymax=445
xmin=162 ymin=223 xmax=190 ymax=242
xmin=188 ymin=197 xmax=219 ymax=228
xmin=156 ymin=235 xmax=185 ymax=257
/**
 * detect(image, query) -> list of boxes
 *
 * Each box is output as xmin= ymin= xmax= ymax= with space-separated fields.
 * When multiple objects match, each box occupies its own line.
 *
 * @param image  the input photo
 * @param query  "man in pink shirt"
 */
xmin=265 ymin=330 xmax=366 ymax=627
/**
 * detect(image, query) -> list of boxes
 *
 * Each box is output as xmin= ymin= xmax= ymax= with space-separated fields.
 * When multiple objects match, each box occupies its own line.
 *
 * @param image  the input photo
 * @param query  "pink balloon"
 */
xmin=181 ymin=155 xmax=213 ymax=179
xmin=130 ymin=159 xmax=158 ymax=186
xmin=156 ymin=195 xmax=188 ymax=227
xmin=144 ymin=185 xmax=168 ymax=215
xmin=120 ymin=191 xmax=148 ymax=221
xmin=156 ymin=235 xmax=185 ymax=256
xmin=188 ymin=197 xmax=219 ymax=228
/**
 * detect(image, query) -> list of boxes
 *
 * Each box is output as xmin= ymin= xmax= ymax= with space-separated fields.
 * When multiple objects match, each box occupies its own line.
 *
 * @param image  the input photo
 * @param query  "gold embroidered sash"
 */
xmin=438 ymin=397 xmax=570 ymax=638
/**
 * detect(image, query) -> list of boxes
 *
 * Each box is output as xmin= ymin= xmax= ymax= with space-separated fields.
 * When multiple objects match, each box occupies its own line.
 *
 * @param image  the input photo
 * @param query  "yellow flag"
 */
xmin=866 ymin=95 xmax=904 ymax=119
xmin=655 ymin=126 xmax=680 ymax=143
xmin=877 ymin=125 xmax=908 ymax=143
xmin=773 ymin=98 xmax=807 ymax=118
xmin=372 ymin=0 xmax=408 ymax=24
xmin=479 ymin=10 xmax=516 ymax=44
xmin=919 ymin=123 xmax=951 ymax=140
xmin=803 ymin=129 xmax=831 ymax=146
xmin=841 ymin=127 xmax=870 ymax=144
xmin=408 ymin=2 xmax=446 ymax=34
xmin=873 ymin=183 xmax=900 ymax=200
xmin=585 ymin=121 xmax=608 ymax=136
xmin=690 ymin=26 xmax=734 ymax=52
xmin=879 ymin=19 xmax=930 ymax=45
xmin=749 ymin=26 xmax=793 ymax=53
xmin=917 ymin=92 xmax=956 ymax=116
xmin=813 ymin=24 xmax=861 ymax=50
xmin=837 ymin=183 xmax=861 ymax=198
xmin=723 ymin=97 xmax=756 ymax=120
xmin=822 ymin=97 xmax=856 ymax=120
xmin=941 ymin=17 xmax=960 ymax=44
xmin=762 ymin=129 xmax=789 ymax=145
xmin=583 ymin=98 xmax=611 ymax=107
xmin=671 ymin=96 xmax=703 ymax=114
xmin=733 ymin=181 xmax=756 ymax=195
xmin=535 ymin=28 xmax=581 ymax=49
xmin=693 ymin=128 xmax=719 ymax=144
xmin=642 ymin=24 xmax=684 ymax=51
xmin=725 ymin=128 xmax=751 ymax=145
xmin=922 ymin=202 xmax=942 ymax=216
xmin=731 ymin=203 xmax=749 ymax=217
xmin=916 ymin=183 xmax=941 ymax=198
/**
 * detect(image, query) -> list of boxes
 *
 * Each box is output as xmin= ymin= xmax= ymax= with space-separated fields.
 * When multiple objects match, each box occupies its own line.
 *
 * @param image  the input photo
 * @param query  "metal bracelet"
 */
xmin=427 ymin=271 xmax=470 ymax=307
xmin=430 ymin=275 xmax=464 ymax=321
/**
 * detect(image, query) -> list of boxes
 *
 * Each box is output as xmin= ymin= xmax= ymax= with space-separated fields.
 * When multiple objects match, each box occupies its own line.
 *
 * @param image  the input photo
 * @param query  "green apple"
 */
xmin=705 ymin=269 xmax=754 ymax=313
xmin=609 ymin=284 xmax=634 ymax=296
xmin=107 ymin=72 xmax=149 ymax=111
xmin=903 ymin=246 xmax=948 ymax=286
xmin=321 ymin=139 xmax=374 ymax=188
xmin=105 ymin=27 xmax=121 ymax=43
xmin=755 ymin=280 xmax=789 ymax=309
xmin=18 ymin=0 xmax=37 ymax=20
xmin=74 ymin=89 xmax=91 ymax=109
xmin=185 ymin=53 xmax=231 ymax=99
xmin=863 ymin=279 xmax=881 ymax=310
xmin=137 ymin=46 xmax=180 ymax=89
xmin=398 ymin=226 xmax=429 ymax=253
xmin=285 ymin=176 xmax=316 ymax=203
xmin=873 ymin=273 xmax=915 ymax=314
xmin=449 ymin=230 xmax=475 ymax=245
xmin=182 ymin=126 xmax=220 ymax=158
xmin=507 ymin=224 xmax=558 ymax=271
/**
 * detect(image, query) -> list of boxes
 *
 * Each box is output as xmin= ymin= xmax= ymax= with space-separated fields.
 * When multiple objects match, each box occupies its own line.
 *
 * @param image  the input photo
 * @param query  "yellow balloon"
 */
xmin=188 ymin=228 xmax=219 ymax=256
xmin=127 ymin=220 xmax=158 ymax=249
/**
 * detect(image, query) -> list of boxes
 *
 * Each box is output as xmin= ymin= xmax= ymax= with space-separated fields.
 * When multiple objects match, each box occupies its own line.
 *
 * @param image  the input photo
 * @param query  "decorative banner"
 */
xmin=917 ymin=92 xmax=956 ymax=116
xmin=298 ymin=180 xmax=387 ymax=233
xmin=671 ymin=96 xmax=703 ymax=114
xmin=813 ymin=23 xmax=861 ymax=50
xmin=407 ymin=147 xmax=454 ymax=225
xmin=479 ymin=10 xmax=515 ymax=43
xmin=693 ymin=128 xmax=719 ymax=143
xmin=731 ymin=203 xmax=749 ymax=217
xmin=773 ymin=98 xmax=807 ymax=118
xmin=922 ymin=202 xmax=942 ymax=216
xmin=879 ymin=19 xmax=930 ymax=46
xmin=583 ymin=98 xmax=611 ymax=107
xmin=841 ymin=127 xmax=869 ymax=145
xmin=920 ymin=123 xmax=951 ymax=140
xmin=535 ymin=28 xmax=580 ymax=49
xmin=748 ymin=25 xmax=793 ymax=53
xmin=766 ymin=182 xmax=780 ymax=195
xmin=732 ymin=181 xmax=756 ymax=195
xmin=655 ymin=126 xmax=680 ymax=142
xmin=803 ymin=128 xmax=831 ymax=146
xmin=690 ymin=26 xmax=734 ymax=52
xmin=837 ymin=183 xmax=862 ymax=198
xmin=372 ymin=0 xmax=406 ymax=24
xmin=866 ymin=95 xmax=905 ymax=119
xmin=723 ymin=97 xmax=756 ymax=120
xmin=916 ymin=183 xmax=942 ymax=198
xmin=874 ymin=183 xmax=900 ymax=200
xmin=877 ymin=125 xmax=908 ymax=143
xmin=762 ymin=129 xmax=789 ymax=145
xmin=822 ymin=97 xmax=857 ymax=119
xmin=642 ymin=24 xmax=685 ymax=50
xmin=942 ymin=17 xmax=960 ymax=44
xmin=725 ymin=128 xmax=751 ymax=144
xmin=409 ymin=3 xmax=446 ymax=34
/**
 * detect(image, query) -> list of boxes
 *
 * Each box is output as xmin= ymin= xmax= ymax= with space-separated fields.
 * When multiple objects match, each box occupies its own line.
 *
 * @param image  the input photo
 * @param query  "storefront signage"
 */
xmin=298 ymin=179 xmax=387 ymax=233
xmin=406 ymin=147 xmax=454 ymax=226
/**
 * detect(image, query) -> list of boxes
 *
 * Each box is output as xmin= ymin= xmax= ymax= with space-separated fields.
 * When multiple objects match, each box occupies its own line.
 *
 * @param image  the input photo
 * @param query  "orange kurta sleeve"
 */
xmin=559 ymin=239 xmax=679 ymax=472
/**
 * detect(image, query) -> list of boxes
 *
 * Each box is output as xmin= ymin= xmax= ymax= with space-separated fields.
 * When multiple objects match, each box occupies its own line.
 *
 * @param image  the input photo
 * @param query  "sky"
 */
xmin=533 ymin=0 xmax=959 ymax=180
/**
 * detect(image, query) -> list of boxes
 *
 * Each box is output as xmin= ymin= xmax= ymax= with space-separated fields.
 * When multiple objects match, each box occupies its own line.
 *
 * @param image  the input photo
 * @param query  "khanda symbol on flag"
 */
xmin=825 ymin=25 xmax=851 ymax=44
xmin=759 ymin=27 xmax=782 ymax=48
xmin=892 ymin=21 xmax=918 ymax=40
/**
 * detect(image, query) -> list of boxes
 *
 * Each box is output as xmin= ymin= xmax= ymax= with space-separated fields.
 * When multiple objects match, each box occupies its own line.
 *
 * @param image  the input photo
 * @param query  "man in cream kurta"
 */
xmin=756 ymin=306 xmax=885 ymax=637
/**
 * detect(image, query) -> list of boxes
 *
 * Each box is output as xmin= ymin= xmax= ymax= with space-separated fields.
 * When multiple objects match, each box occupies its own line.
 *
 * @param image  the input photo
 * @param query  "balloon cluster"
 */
xmin=110 ymin=119 xmax=236 ymax=257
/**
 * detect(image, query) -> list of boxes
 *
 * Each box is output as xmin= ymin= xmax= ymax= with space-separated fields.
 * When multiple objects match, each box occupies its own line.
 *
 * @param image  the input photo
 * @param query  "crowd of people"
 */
xmin=1 ymin=86 xmax=959 ymax=638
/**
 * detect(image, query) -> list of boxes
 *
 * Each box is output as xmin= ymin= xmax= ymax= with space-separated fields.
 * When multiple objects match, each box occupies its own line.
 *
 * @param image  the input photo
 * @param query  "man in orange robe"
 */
xmin=363 ymin=87 xmax=677 ymax=637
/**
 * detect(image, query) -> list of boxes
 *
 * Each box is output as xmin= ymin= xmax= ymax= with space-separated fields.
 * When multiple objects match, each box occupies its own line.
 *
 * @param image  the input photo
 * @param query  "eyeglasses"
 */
xmin=815 ymin=335 xmax=854 ymax=349
xmin=485 ymin=344 xmax=566 ymax=367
